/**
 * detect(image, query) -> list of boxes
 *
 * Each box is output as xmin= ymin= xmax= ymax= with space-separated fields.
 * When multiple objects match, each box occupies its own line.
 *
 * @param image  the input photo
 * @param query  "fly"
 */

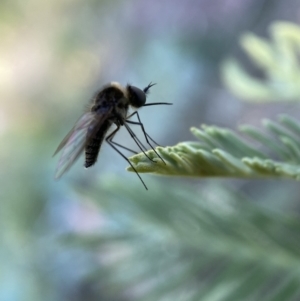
xmin=53 ymin=82 xmax=172 ymax=190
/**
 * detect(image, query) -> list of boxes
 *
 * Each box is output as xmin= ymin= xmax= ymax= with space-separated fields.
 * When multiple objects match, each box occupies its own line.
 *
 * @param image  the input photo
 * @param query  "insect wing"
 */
xmin=54 ymin=112 xmax=95 ymax=179
xmin=54 ymin=105 xmax=115 ymax=179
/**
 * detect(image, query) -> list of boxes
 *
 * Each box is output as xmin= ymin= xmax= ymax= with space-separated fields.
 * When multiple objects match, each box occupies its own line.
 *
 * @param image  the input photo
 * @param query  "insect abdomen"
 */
xmin=85 ymin=121 xmax=111 ymax=168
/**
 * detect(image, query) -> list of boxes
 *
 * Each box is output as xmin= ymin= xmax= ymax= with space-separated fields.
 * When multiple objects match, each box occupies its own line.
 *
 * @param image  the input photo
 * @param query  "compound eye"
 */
xmin=128 ymin=85 xmax=146 ymax=108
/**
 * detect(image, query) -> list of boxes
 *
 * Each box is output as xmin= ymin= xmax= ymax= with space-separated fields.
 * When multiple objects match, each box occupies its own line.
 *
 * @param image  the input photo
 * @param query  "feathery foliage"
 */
xmin=128 ymin=114 xmax=300 ymax=180
xmin=68 ymin=180 xmax=300 ymax=301
xmin=221 ymin=22 xmax=300 ymax=102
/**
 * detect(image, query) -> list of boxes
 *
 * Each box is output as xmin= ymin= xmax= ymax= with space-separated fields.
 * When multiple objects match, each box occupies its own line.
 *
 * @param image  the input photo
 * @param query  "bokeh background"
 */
xmin=1 ymin=0 xmax=300 ymax=300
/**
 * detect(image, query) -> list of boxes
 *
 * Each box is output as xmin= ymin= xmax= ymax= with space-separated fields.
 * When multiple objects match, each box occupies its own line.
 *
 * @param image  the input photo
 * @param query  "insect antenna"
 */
xmin=143 ymin=82 xmax=156 ymax=94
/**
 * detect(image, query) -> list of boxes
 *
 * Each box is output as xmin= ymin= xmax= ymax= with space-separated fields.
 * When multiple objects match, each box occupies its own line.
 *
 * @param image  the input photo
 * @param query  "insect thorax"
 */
xmin=91 ymin=86 xmax=129 ymax=118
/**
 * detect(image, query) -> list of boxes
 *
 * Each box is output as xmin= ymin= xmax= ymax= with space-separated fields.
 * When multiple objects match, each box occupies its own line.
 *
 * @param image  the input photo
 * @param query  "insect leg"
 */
xmin=122 ymin=122 xmax=156 ymax=163
xmin=126 ymin=112 xmax=166 ymax=165
xmin=127 ymin=111 xmax=161 ymax=146
xmin=108 ymin=140 xmax=138 ymax=154
xmin=106 ymin=127 xmax=148 ymax=190
xmin=123 ymin=124 xmax=148 ymax=152
xmin=113 ymin=112 xmax=154 ymax=161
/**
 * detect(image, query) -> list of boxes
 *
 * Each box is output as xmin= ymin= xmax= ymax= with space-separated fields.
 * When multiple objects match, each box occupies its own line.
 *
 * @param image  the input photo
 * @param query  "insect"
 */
xmin=53 ymin=82 xmax=172 ymax=190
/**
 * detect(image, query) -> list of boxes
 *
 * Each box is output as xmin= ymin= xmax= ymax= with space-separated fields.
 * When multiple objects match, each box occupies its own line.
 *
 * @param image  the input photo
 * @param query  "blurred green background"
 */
xmin=1 ymin=0 xmax=300 ymax=300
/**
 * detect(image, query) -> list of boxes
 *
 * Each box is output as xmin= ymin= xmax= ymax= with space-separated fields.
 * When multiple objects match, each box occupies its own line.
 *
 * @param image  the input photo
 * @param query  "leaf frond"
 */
xmin=68 ymin=180 xmax=300 ymax=301
xmin=127 ymin=115 xmax=300 ymax=179
xmin=221 ymin=21 xmax=300 ymax=102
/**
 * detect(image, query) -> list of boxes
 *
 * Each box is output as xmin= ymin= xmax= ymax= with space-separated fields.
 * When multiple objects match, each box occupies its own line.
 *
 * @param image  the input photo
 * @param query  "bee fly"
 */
xmin=53 ymin=82 xmax=172 ymax=190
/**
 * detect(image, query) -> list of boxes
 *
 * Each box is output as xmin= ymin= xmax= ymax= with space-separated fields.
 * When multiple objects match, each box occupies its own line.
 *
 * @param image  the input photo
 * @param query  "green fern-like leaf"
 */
xmin=68 ymin=180 xmax=300 ymax=301
xmin=127 ymin=115 xmax=300 ymax=179
xmin=221 ymin=21 xmax=300 ymax=102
